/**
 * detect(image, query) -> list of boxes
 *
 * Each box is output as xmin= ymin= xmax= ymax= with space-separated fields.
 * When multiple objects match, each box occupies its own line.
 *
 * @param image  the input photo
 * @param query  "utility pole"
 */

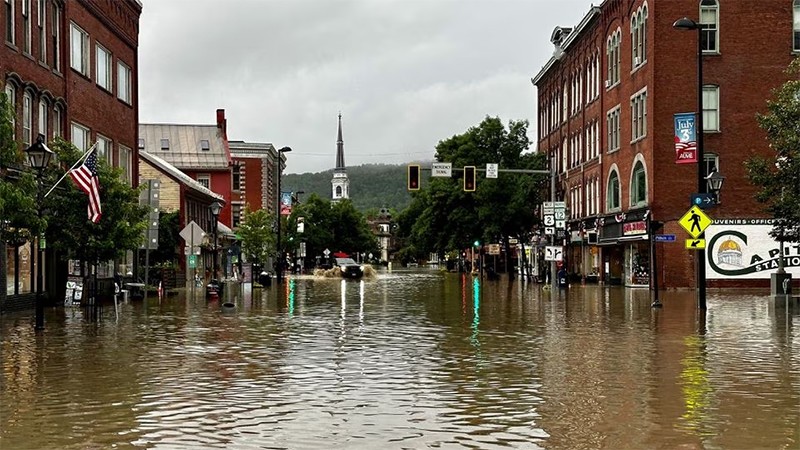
xmin=550 ymin=162 xmax=557 ymax=291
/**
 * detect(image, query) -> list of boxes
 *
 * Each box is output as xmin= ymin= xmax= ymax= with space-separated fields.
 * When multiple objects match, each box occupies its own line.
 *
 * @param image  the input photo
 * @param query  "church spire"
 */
xmin=335 ymin=112 xmax=345 ymax=171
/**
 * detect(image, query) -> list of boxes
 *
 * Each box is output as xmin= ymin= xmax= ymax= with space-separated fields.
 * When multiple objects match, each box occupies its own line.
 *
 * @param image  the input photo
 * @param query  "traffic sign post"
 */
xmin=679 ymin=206 xmax=712 ymax=239
xmin=691 ymin=192 xmax=717 ymax=209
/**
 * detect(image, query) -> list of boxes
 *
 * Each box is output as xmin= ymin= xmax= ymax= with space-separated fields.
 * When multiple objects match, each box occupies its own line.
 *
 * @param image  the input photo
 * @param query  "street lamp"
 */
xmin=24 ymin=134 xmax=54 ymax=330
xmin=705 ymin=170 xmax=725 ymax=200
xmin=674 ymin=16 xmax=708 ymax=310
xmin=209 ymin=200 xmax=222 ymax=289
xmin=276 ymin=146 xmax=292 ymax=284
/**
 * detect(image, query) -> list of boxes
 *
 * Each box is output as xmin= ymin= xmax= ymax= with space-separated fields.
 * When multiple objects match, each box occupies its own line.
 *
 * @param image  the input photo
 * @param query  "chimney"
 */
xmin=216 ymin=108 xmax=226 ymax=135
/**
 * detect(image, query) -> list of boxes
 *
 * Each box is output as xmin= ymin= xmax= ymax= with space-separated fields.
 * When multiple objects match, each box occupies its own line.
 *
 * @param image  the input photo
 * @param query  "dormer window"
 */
xmin=200 ymin=140 xmax=210 ymax=151
xmin=160 ymin=138 xmax=169 ymax=150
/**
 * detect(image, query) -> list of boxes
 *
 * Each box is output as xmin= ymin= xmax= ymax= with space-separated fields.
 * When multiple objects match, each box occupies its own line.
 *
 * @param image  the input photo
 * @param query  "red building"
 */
xmin=228 ymin=141 xmax=282 ymax=227
xmin=532 ymin=0 xmax=795 ymax=288
xmin=2 ymin=0 xmax=141 ymax=311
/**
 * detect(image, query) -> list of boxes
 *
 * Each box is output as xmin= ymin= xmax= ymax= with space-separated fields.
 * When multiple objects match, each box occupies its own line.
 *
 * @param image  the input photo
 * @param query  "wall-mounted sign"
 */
xmin=674 ymin=112 xmax=698 ymax=164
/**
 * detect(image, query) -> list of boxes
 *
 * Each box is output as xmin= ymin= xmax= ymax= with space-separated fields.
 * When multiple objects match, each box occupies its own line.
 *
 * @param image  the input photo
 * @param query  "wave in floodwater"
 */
xmin=312 ymin=264 xmax=379 ymax=279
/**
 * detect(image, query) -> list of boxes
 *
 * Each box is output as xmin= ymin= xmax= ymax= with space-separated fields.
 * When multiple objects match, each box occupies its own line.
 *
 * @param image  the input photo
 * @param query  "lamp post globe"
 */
xmin=24 ymin=134 xmax=54 ymax=330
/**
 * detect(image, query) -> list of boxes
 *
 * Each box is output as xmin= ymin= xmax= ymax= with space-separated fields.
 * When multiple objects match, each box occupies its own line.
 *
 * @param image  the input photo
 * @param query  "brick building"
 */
xmin=228 ymin=140 xmax=282 ymax=226
xmin=532 ymin=0 xmax=796 ymax=288
xmin=2 ymin=0 xmax=141 ymax=312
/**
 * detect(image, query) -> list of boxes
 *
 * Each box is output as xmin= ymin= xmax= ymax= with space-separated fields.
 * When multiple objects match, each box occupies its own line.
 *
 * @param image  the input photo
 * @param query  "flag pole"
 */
xmin=44 ymin=141 xmax=98 ymax=198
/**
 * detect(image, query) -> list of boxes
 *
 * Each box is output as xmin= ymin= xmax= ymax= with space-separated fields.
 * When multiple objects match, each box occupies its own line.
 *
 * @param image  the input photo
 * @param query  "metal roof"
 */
xmin=139 ymin=150 xmax=224 ymax=202
xmin=139 ymin=123 xmax=230 ymax=170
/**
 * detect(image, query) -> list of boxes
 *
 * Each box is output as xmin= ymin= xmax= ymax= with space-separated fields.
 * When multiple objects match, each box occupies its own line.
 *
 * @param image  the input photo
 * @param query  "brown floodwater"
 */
xmin=1 ymin=268 xmax=798 ymax=449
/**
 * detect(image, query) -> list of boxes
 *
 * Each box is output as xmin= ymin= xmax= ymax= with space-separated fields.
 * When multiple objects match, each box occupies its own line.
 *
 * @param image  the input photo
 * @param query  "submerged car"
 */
xmin=335 ymin=257 xmax=364 ymax=279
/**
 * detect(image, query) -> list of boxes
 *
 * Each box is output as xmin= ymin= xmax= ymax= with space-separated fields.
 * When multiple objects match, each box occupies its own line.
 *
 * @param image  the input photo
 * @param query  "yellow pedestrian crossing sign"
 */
xmin=679 ymin=206 xmax=712 ymax=239
xmin=685 ymin=238 xmax=706 ymax=250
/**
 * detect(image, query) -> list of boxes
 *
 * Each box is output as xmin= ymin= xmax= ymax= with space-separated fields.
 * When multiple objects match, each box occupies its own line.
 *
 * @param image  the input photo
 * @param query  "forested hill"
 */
xmin=282 ymin=163 xmax=428 ymax=212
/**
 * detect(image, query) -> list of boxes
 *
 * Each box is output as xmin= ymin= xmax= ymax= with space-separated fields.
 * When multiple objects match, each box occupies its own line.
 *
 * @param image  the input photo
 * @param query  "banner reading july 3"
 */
xmin=674 ymin=112 xmax=697 ymax=164
xmin=280 ymin=191 xmax=293 ymax=216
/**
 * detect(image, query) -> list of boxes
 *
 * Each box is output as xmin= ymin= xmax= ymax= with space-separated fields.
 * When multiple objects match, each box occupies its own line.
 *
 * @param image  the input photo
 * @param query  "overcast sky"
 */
xmin=138 ymin=0 xmax=591 ymax=174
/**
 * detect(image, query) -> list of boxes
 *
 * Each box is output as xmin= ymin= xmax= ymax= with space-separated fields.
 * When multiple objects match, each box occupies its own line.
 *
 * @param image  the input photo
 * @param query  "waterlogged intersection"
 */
xmin=1 ymin=268 xmax=799 ymax=449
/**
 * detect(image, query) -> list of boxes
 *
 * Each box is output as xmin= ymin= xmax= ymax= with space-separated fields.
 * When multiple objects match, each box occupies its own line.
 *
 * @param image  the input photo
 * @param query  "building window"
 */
xmin=606 ymin=169 xmax=620 ymax=211
xmin=160 ymin=138 xmax=169 ymax=150
xmin=631 ymin=88 xmax=647 ymax=141
xmin=200 ymin=139 xmax=210 ymax=151
xmin=137 ymin=138 xmax=145 ymax=149
xmin=96 ymin=44 xmax=112 ymax=91
xmin=197 ymin=174 xmax=210 ymax=189
xmin=232 ymin=203 xmax=243 ymax=228
xmin=119 ymin=145 xmax=131 ymax=184
xmin=631 ymin=5 xmax=648 ymax=67
xmin=703 ymin=85 xmax=719 ymax=131
xmin=38 ymin=99 xmax=47 ymax=138
xmin=5 ymin=0 xmax=14 ymax=45
xmin=71 ymin=122 xmax=90 ymax=151
xmin=5 ymin=83 xmax=16 ymax=138
xmin=70 ymin=22 xmax=89 ymax=76
xmin=795 ymin=0 xmax=800 ymax=51
xmin=52 ymin=3 xmax=62 ymax=71
xmin=630 ymin=161 xmax=647 ymax=206
xmin=606 ymin=29 xmax=621 ymax=87
xmin=704 ymin=152 xmax=719 ymax=178
xmin=22 ymin=91 xmax=32 ymax=147
xmin=37 ymin=0 xmax=45 ymax=61
xmin=117 ymin=61 xmax=131 ymax=103
xmin=606 ymin=105 xmax=621 ymax=152
xmin=700 ymin=0 xmax=719 ymax=53
xmin=97 ymin=135 xmax=112 ymax=164
xmin=22 ymin=0 xmax=31 ymax=53
xmin=53 ymin=104 xmax=63 ymax=137
xmin=232 ymin=164 xmax=242 ymax=191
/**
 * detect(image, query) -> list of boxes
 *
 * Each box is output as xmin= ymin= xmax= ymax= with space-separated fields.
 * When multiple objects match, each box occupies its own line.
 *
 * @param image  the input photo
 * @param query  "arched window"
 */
xmin=630 ymin=161 xmax=647 ymax=206
xmin=4 ymin=83 xmax=16 ymax=138
xmin=640 ymin=4 xmax=648 ymax=62
xmin=607 ymin=169 xmax=620 ymax=211
xmin=631 ymin=15 xmax=639 ymax=65
xmin=700 ymin=0 xmax=719 ymax=52
xmin=335 ymin=186 xmax=342 ymax=197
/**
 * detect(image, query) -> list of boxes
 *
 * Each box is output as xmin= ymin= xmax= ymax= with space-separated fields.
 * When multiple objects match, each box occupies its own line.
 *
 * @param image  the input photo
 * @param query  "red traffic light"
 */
xmin=464 ymin=166 xmax=476 ymax=191
xmin=407 ymin=164 xmax=421 ymax=191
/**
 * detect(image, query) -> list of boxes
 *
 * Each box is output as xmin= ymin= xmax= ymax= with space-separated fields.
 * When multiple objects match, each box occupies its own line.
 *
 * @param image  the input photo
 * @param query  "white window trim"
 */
xmin=630 ymin=87 xmax=648 ymax=142
xmin=96 ymin=43 xmax=113 ymax=91
xmin=629 ymin=156 xmax=648 ymax=207
xmin=97 ymin=134 xmax=113 ymax=164
xmin=70 ymin=122 xmax=90 ymax=151
xmin=702 ymin=85 xmax=720 ymax=132
xmin=38 ymin=98 xmax=48 ymax=138
xmin=606 ymin=166 xmax=622 ymax=212
xmin=5 ymin=0 xmax=15 ymax=45
xmin=606 ymin=105 xmax=621 ymax=153
xmin=700 ymin=0 xmax=720 ymax=54
xmin=37 ymin=0 xmax=46 ymax=62
xmin=22 ymin=91 xmax=32 ymax=147
xmin=197 ymin=174 xmax=211 ymax=189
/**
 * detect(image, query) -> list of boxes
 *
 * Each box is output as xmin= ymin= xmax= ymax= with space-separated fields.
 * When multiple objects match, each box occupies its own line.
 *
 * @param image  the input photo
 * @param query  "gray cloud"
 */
xmin=139 ymin=0 xmax=591 ymax=173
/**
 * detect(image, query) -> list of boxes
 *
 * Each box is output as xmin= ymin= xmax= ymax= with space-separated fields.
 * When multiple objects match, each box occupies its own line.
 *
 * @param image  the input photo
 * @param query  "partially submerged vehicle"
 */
xmin=335 ymin=257 xmax=364 ymax=279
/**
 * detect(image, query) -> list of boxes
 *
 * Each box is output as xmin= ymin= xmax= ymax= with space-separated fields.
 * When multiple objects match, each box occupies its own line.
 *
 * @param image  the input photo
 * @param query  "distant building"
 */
xmin=228 ymin=141 xmax=282 ymax=226
xmin=2 ymin=0 xmax=142 ymax=312
xmin=331 ymin=113 xmax=350 ymax=202
xmin=532 ymin=0 xmax=795 ymax=288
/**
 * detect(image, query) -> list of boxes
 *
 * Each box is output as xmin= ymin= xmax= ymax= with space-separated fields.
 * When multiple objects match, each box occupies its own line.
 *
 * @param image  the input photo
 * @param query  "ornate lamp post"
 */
xmin=673 ymin=17 xmax=708 ymax=310
xmin=209 ymin=200 xmax=222 ymax=289
xmin=24 ymin=135 xmax=54 ymax=330
xmin=276 ymin=146 xmax=291 ymax=284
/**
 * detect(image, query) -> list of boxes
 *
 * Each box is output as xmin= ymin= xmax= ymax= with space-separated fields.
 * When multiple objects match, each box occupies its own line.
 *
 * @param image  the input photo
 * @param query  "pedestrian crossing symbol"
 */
xmin=679 ymin=206 xmax=712 ymax=239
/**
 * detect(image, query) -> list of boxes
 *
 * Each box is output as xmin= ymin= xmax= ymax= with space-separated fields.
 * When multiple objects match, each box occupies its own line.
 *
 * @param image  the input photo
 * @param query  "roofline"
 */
xmin=531 ymin=6 xmax=601 ymax=86
xmin=139 ymin=151 xmax=225 ymax=201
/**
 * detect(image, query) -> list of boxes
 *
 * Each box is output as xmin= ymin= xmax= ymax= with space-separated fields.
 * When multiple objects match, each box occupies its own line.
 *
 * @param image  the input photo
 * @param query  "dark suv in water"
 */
xmin=335 ymin=258 xmax=364 ymax=279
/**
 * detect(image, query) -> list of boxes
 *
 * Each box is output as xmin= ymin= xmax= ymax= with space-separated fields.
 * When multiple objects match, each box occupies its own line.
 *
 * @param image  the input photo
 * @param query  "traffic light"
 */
xmin=464 ymin=166 xmax=476 ymax=191
xmin=407 ymin=164 xmax=421 ymax=191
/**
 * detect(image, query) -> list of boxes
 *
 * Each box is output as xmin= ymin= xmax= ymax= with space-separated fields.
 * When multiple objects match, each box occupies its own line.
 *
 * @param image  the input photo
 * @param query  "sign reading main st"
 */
xmin=679 ymin=206 xmax=712 ymax=239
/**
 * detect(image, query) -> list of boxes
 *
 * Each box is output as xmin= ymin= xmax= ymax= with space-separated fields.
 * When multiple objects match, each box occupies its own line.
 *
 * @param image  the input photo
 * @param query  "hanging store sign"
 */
xmin=623 ymin=221 xmax=647 ymax=236
xmin=674 ymin=112 xmax=698 ymax=164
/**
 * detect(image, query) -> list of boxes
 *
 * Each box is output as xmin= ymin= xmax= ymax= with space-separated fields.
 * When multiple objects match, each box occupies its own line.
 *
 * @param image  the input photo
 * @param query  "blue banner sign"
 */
xmin=654 ymin=234 xmax=676 ymax=242
xmin=674 ymin=112 xmax=697 ymax=164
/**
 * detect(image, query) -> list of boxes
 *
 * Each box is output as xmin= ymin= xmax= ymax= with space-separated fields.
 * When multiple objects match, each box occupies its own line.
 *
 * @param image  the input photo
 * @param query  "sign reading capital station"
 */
xmin=705 ymin=220 xmax=800 ymax=279
xmin=674 ymin=112 xmax=698 ymax=164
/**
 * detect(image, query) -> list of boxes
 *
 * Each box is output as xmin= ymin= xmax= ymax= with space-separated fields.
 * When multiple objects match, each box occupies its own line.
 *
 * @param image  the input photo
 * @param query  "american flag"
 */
xmin=69 ymin=150 xmax=102 ymax=223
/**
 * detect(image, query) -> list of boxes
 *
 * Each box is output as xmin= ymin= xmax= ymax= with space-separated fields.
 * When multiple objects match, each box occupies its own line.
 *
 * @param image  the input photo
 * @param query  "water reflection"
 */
xmin=1 ymin=271 xmax=798 ymax=449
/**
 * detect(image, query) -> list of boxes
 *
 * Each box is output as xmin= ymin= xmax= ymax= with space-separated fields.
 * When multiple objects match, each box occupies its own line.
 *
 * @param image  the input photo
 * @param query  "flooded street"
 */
xmin=1 ymin=268 xmax=799 ymax=449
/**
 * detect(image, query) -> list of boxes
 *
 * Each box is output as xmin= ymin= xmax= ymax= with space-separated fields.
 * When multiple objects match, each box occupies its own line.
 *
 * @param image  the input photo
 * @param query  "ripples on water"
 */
xmin=1 ymin=269 xmax=799 ymax=449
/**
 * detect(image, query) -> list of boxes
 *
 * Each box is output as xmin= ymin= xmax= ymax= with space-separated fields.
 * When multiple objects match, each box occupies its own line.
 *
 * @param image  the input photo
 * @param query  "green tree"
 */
xmin=401 ymin=116 xmax=546 ymax=267
xmin=44 ymin=138 xmax=149 ymax=266
xmin=239 ymin=207 xmax=276 ymax=266
xmin=746 ymin=58 xmax=800 ymax=243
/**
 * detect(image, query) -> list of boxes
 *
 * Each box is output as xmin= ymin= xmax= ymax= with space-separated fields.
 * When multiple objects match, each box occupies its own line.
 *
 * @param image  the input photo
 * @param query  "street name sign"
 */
xmin=679 ymin=206 xmax=712 ymax=239
xmin=431 ymin=162 xmax=452 ymax=177
xmin=654 ymin=234 xmax=676 ymax=242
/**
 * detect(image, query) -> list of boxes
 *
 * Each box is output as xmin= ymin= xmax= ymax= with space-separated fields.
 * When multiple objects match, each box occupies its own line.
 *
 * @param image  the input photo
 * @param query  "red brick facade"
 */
xmin=533 ymin=0 xmax=794 ymax=288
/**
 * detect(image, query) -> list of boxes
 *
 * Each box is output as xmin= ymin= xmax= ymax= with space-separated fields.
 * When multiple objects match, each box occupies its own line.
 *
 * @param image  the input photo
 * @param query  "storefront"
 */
xmin=597 ymin=209 xmax=651 ymax=288
xmin=568 ymin=223 xmax=600 ymax=283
